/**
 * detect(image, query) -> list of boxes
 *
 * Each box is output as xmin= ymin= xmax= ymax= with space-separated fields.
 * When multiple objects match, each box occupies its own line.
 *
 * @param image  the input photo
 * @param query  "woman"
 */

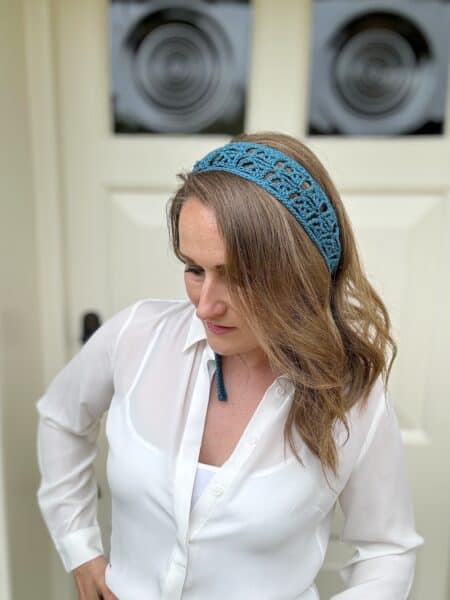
xmin=36 ymin=132 xmax=423 ymax=599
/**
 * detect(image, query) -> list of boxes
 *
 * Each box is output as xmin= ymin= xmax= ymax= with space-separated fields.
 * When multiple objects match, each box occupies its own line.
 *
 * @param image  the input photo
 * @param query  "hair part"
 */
xmin=167 ymin=131 xmax=397 ymax=480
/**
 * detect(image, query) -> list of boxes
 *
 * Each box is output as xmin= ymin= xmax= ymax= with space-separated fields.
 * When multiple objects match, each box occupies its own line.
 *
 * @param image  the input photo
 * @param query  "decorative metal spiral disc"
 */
xmin=127 ymin=7 xmax=234 ymax=132
xmin=334 ymin=28 xmax=417 ymax=116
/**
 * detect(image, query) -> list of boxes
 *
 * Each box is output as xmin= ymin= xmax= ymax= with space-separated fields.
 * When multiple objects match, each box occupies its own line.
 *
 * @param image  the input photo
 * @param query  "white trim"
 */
xmin=198 ymin=462 xmax=220 ymax=472
xmin=23 ymin=0 xmax=67 ymax=384
xmin=23 ymin=1 xmax=71 ymax=598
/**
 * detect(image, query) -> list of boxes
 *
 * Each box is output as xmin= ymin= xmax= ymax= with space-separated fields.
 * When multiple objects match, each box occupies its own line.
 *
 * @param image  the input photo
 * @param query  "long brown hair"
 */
xmin=167 ymin=132 xmax=396 ymax=477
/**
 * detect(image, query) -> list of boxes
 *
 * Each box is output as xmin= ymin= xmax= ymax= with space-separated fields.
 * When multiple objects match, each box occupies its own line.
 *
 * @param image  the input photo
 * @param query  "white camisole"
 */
xmin=191 ymin=462 xmax=219 ymax=507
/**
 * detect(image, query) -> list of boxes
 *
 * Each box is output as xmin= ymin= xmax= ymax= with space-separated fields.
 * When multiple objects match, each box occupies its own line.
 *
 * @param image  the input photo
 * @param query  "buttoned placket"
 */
xmin=160 ymin=341 xmax=213 ymax=599
xmin=160 ymin=341 xmax=292 ymax=599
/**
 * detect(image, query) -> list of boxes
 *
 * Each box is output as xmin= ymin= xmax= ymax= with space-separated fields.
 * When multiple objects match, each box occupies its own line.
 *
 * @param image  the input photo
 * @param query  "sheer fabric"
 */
xmin=36 ymin=298 xmax=423 ymax=599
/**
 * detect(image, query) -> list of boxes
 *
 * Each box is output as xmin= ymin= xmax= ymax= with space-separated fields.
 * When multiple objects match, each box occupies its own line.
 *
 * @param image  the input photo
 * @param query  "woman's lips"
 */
xmin=207 ymin=322 xmax=237 ymax=335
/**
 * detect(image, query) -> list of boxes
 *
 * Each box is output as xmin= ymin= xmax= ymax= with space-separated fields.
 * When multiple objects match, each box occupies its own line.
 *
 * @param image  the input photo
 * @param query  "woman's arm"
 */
xmin=331 ymin=390 xmax=424 ymax=599
xmin=36 ymin=303 xmax=137 ymax=573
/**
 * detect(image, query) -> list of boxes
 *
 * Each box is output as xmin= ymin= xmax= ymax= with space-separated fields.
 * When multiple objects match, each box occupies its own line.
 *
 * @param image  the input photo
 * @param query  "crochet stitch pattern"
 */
xmin=193 ymin=141 xmax=341 ymax=274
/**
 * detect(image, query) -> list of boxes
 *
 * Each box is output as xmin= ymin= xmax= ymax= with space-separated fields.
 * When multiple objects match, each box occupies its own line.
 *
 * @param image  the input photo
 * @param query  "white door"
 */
xmin=36 ymin=0 xmax=449 ymax=598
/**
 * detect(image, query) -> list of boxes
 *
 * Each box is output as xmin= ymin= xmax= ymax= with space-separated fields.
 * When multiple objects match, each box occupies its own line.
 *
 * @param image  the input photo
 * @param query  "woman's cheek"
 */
xmin=183 ymin=275 xmax=199 ymax=304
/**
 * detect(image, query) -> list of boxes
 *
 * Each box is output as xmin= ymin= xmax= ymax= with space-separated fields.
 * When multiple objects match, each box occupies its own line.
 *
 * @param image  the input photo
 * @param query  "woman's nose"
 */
xmin=195 ymin=278 xmax=227 ymax=321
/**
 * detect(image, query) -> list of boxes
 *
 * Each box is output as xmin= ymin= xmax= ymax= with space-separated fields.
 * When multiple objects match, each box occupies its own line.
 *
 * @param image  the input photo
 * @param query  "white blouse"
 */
xmin=36 ymin=298 xmax=424 ymax=600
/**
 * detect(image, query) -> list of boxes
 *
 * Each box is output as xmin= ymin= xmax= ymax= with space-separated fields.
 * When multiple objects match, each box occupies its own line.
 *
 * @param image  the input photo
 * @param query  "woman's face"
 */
xmin=178 ymin=197 xmax=267 ymax=368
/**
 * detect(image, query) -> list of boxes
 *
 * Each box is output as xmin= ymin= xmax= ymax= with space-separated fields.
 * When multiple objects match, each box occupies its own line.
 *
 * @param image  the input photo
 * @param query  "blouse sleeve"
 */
xmin=330 ymin=389 xmax=424 ymax=599
xmin=36 ymin=303 xmax=136 ymax=572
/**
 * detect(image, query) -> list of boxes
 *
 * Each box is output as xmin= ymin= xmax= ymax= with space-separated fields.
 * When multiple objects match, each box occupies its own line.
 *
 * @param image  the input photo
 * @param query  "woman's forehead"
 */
xmin=178 ymin=202 xmax=227 ymax=267
xmin=179 ymin=196 xmax=216 ymax=221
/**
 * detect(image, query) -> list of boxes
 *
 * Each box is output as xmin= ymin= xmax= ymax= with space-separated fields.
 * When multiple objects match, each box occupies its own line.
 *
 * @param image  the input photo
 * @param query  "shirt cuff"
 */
xmin=56 ymin=525 xmax=104 ymax=572
xmin=333 ymin=550 xmax=418 ymax=599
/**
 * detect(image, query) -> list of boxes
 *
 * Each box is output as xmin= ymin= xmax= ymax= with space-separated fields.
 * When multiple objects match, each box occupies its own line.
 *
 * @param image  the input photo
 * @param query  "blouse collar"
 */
xmin=182 ymin=305 xmax=208 ymax=353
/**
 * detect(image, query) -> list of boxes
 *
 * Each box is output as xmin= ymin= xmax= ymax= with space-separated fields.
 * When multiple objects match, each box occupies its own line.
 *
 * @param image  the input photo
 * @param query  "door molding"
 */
xmin=22 ymin=0 xmax=73 ymax=598
xmin=23 ymin=0 xmax=67 ymax=381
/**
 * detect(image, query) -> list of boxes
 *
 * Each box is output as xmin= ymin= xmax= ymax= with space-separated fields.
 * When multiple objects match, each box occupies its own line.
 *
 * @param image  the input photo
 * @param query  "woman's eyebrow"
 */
xmin=178 ymin=251 xmax=226 ymax=269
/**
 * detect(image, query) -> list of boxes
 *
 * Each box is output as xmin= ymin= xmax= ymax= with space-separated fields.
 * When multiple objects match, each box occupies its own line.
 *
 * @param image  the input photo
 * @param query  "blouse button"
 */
xmin=212 ymin=485 xmax=224 ymax=497
xmin=248 ymin=435 xmax=258 ymax=446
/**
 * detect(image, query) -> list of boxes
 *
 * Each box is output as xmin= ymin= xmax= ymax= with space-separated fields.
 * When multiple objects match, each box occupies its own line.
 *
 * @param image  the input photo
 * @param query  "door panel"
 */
xmin=316 ymin=193 xmax=449 ymax=599
xmin=344 ymin=193 xmax=443 ymax=430
xmin=108 ymin=190 xmax=186 ymax=311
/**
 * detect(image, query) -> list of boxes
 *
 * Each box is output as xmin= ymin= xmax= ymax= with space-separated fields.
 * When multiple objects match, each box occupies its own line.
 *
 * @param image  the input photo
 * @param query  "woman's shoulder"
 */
xmin=99 ymin=297 xmax=192 ymax=339
xmin=345 ymin=376 xmax=388 ymax=436
xmin=329 ymin=376 xmax=391 ymax=487
xmin=333 ymin=377 xmax=388 ymax=454
xmin=110 ymin=297 xmax=195 ymax=353
xmin=126 ymin=297 xmax=193 ymax=320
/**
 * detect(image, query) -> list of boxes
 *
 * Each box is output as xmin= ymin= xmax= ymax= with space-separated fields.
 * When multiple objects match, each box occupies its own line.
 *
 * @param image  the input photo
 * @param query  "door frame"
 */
xmin=22 ymin=0 xmax=72 ymax=597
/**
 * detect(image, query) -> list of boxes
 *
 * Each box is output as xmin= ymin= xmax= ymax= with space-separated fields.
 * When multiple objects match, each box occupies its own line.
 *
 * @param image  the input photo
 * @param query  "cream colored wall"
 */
xmin=0 ymin=1 xmax=52 ymax=598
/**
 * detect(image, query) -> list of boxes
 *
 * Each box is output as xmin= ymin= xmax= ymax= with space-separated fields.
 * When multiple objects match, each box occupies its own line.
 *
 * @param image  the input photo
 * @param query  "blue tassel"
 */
xmin=214 ymin=352 xmax=228 ymax=401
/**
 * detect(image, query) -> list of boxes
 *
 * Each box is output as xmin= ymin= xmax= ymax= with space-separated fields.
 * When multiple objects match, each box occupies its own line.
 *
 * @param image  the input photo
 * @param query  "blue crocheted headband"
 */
xmin=192 ymin=141 xmax=342 ymax=402
xmin=193 ymin=141 xmax=341 ymax=274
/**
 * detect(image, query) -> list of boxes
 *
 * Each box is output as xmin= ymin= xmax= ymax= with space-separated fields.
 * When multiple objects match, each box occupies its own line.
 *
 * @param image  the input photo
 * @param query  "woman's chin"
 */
xmin=206 ymin=336 xmax=234 ymax=356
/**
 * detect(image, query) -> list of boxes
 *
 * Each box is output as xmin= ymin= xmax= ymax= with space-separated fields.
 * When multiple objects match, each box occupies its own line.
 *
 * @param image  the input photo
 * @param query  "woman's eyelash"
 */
xmin=184 ymin=266 xmax=203 ymax=275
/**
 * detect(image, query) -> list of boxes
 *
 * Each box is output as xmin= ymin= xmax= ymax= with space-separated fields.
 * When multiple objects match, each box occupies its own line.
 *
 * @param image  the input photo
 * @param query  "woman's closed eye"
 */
xmin=184 ymin=266 xmax=203 ymax=276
